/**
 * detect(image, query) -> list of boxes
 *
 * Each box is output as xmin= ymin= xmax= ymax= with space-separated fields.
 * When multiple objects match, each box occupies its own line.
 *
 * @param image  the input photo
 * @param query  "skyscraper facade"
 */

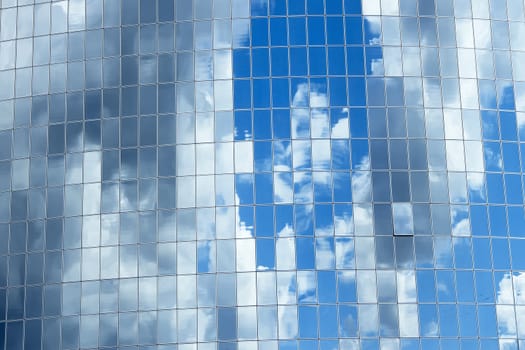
xmin=1 ymin=0 xmax=525 ymax=349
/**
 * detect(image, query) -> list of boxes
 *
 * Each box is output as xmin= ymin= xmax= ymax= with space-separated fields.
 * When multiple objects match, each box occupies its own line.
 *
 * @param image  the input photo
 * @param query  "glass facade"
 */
xmin=1 ymin=0 xmax=525 ymax=349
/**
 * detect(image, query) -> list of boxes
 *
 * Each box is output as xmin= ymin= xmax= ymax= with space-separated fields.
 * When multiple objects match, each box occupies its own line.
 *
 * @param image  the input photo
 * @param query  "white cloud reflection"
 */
xmin=52 ymin=0 xmax=525 ymax=346
xmin=496 ymin=272 xmax=525 ymax=337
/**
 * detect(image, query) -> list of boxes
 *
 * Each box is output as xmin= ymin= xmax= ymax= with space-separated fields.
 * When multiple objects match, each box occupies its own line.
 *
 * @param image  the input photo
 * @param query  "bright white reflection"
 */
xmin=332 ymin=108 xmax=350 ymax=138
xmin=315 ymin=237 xmax=335 ymax=269
xmin=392 ymin=203 xmax=414 ymax=235
xmin=451 ymin=205 xmax=471 ymax=236
xmin=497 ymin=272 xmax=525 ymax=337
xmin=362 ymin=0 xmax=381 ymax=15
xmin=381 ymin=0 xmax=399 ymax=15
xmin=380 ymin=338 xmax=400 ymax=350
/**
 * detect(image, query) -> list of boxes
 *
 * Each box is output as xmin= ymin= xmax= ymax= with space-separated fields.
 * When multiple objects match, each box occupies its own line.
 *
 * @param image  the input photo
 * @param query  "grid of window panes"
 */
xmin=1 ymin=0 xmax=525 ymax=349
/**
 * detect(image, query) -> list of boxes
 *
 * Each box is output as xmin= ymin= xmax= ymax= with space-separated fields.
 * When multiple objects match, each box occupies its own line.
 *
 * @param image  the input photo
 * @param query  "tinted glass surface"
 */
xmin=1 ymin=0 xmax=525 ymax=349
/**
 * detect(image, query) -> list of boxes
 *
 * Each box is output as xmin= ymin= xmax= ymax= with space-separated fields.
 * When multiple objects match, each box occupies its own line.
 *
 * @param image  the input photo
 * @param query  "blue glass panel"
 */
xmin=296 ymin=237 xmax=315 ymax=269
xmin=272 ymin=78 xmax=289 ymax=107
xmin=351 ymin=139 xmax=369 ymax=169
xmin=521 ymin=145 xmax=525 ymax=172
xmin=327 ymin=47 xmax=346 ymax=75
xmin=234 ymin=80 xmax=251 ymax=109
xmin=347 ymin=47 xmax=365 ymax=75
xmin=6 ymin=322 xmax=23 ymax=349
xmin=498 ymin=82 xmax=516 ymax=110
xmin=251 ymin=18 xmax=269 ymax=46
xmin=488 ymin=205 xmax=507 ymax=237
xmin=370 ymin=140 xmax=389 ymax=170
xmin=468 ymin=175 xmax=487 ymax=204
xmin=317 ymin=271 xmax=336 ymax=303
xmin=508 ymin=206 xmax=525 ymax=237
xmin=306 ymin=0 xmax=323 ymax=14
xmin=505 ymin=174 xmax=523 ymax=204
xmin=326 ymin=17 xmax=344 ymax=44
xmin=290 ymin=47 xmax=308 ymax=76
xmin=326 ymin=0 xmax=342 ymax=14
xmin=333 ymin=172 xmax=352 ymax=202
xmin=218 ymin=308 xmax=237 ymax=340
xmin=413 ymin=204 xmax=431 ymax=235
xmin=511 ymin=239 xmax=525 ymax=269
xmin=235 ymin=110 xmax=252 ymax=140
xmin=25 ymin=319 xmax=42 ymax=348
xmin=238 ymin=206 xmax=254 ymax=237
xmin=500 ymin=112 xmax=518 ymax=141
xmin=481 ymin=110 xmax=500 ymax=140
xmin=348 ymin=78 xmax=366 ymax=106
xmin=417 ymin=270 xmax=436 ymax=302
xmin=288 ymin=17 xmax=306 ymax=45
xmin=486 ymin=173 xmax=505 ymax=204
xmin=271 ymin=48 xmax=289 ymax=77
xmin=270 ymin=0 xmax=286 ymax=15
xmin=295 ymin=206 xmax=312 ymax=235
xmin=254 ymin=110 xmax=272 ymax=140
xmin=275 ymin=204 xmax=293 ymax=233
xmin=319 ymin=305 xmax=338 ymax=338
xmin=436 ymin=270 xmax=456 ymax=302
xmin=456 ymin=271 xmax=476 ymax=303
xmin=253 ymin=79 xmax=271 ymax=108
xmin=158 ymin=84 xmax=175 ymax=114
xmin=233 ymin=49 xmax=251 ymax=78
xmin=503 ymin=142 xmax=520 ymax=172
xmin=273 ymin=110 xmax=291 ymax=139
xmin=330 ymin=78 xmax=347 ymax=106
xmin=345 ymin=17 xmax=363 ymax=44
xmin=307 ymin=17 xmax=325 ymax=45
xmin=298 ymin=306 xmax=318 ymax=337
xmin=288 ymin=0 xmax=305 ymax=14
xmin=158 ymin=0 xmax=174 ymax=21
xmin=362 ymin=340 xmax=380 ymax=350
xmin=315 ymin=205 xmax=333 ymax=233
xmin=257 ymin=238 xmax=275 ymax=269
xmin=473 ymin=238 xmax=492 ymax=269
xmin=491 ymin=238 xmax=511 ymax=269
xmin=375 ymin=204 xmax=394 ymax=235
xmin=236 ymin=174 xmax=254 ymax=204
xmin=256 ymin=205 xmax=274 ymax=236
xmin=309 ymin=47 xmax=327 ymax=76
xmin=281 ymin=341 xmax=297 ymax=350
xmin=270 ymin=17 xmax=287 ymax=45
xmin=454 ymin=238 xmax=473 ymax=269
xmin=476 ymin=271 xmax=495 ymax=303
xmin=252 ymin=48 xmax=270 ymax=77
xmin=338 ymin=304 xmax=358 ymax=336
xmin=460 ymin=339 xmax=479 ymax=350
xmin=439 ymin=304 xmax=458 ymax=337
xmin=477 ymin=305 xmax=497 ymax=337
xmin=419 ymin=304 xmax=438 ymax=336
